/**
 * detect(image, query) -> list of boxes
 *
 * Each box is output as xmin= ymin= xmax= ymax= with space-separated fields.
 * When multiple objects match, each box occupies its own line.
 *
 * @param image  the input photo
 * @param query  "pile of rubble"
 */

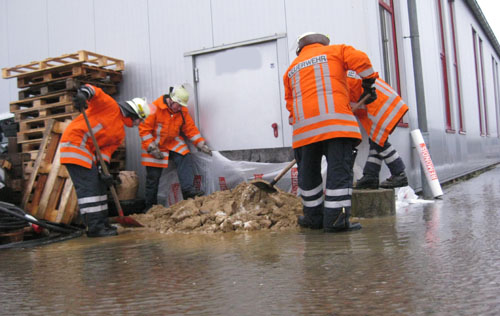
xmin=132 ymin=182 xmax=303 ymax=233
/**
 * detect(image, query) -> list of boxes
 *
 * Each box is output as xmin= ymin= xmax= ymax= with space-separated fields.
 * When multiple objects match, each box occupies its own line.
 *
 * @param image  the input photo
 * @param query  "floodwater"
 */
xmin=1 ymin=166 xmax=500 ymax=315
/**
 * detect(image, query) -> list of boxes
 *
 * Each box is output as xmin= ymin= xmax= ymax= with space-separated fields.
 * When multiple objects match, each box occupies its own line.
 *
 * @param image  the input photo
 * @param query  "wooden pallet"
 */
xmin=21 ymin=120 xmax=78 ymax=224
xmin=16 ymin=64 xmax=122 ymax=89
xmin=17 ymin=112 xmax=78 ymax=141
xmin=10 ymin=91 xmax=73 ymax=112
xmin=2 ymin=50 xmax=124 ymax=79
xmin=14 ymin=100 xmax=75 ymax=122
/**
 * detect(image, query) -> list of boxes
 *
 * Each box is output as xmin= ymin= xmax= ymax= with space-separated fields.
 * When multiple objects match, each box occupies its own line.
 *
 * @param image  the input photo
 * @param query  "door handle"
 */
xmin=272 ymin=123 xmax=278 ymax=138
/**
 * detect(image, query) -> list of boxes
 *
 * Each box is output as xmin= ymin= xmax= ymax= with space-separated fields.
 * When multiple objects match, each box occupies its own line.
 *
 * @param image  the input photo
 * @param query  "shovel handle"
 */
xmin=351 ymin=94 xmax=370 ymax=112
xmin=269 ymin=159 xmax=297 ymax=186
xmin=81 ymin=110 xmax=124 ymax=217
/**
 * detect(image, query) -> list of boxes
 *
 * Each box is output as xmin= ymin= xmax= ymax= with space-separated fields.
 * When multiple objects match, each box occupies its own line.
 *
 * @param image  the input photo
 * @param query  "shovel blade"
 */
xmin=251 ymin=180 xmax=277 ymax=193
xmin=113 ymin=216 xmax=143 ymax=227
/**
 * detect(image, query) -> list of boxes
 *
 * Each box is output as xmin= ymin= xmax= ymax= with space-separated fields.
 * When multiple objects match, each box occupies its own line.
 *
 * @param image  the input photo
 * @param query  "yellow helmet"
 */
xmin=296 ymin=32 xmax=330 ymax=55
xmin=170 ymin=85 xmax=189 ymax=107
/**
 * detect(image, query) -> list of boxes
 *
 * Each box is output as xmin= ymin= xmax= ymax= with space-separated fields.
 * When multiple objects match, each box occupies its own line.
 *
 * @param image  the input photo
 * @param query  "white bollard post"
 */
xmin=410 ymin=129 xmax=443 ymax=198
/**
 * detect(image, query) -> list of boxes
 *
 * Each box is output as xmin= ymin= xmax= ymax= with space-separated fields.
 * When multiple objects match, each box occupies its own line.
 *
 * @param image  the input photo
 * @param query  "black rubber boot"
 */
xmin=354 ymin=174 xmax=379 ymax=189
xmin=182 ymin=189 xmax=205 ymax=199
xmin=380 ymin=171 xmax=408 ymax=188
xmin=102 ymin=209 xmax=117 ymax=231
xmin=297 ymin=215 xmax=323 ymax=229
xmin=297 ymin=208 xmax=323 ymax=229
xmin=323 ymin=207 xmax=361 ymax=233
xmin=85 ymin=212 xmax=118 ymax=238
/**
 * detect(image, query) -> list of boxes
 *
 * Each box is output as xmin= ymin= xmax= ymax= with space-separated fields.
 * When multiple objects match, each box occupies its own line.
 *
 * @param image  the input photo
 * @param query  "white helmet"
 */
xmin=120 ymin=97 xmax=155 ymax=120
xmin=170 ymin=85 xmax=189 ymax=107
xmin=296 ymin=32 xmax=330 ymax=55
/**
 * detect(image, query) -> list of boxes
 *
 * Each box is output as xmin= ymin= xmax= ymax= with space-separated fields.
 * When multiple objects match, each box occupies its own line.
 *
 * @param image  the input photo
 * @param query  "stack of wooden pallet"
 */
xmin=2 ymin=50 xmax=126 ymax=223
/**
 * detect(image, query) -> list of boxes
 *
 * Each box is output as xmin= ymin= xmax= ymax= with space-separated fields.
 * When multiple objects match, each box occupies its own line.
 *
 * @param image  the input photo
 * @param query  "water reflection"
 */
xmin=1 ymin=166 xmax=500 ymax=315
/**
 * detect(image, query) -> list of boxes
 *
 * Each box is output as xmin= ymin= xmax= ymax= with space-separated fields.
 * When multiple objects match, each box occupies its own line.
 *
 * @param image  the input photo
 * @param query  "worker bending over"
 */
xmin=346 ymin=71 xmax=409 ymax=189
xmin=139 ymin=85 xmax=212 ymax=212
xmin=283 ymin=32 xmax=379 ymax=232
xmin=60 ymin=84 xmax=154 ymax=237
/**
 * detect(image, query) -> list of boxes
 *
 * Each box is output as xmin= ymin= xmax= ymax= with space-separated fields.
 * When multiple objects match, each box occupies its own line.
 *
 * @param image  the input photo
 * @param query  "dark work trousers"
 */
xmin=65 ymin=162 xmax=109 ymax=227
xmin=363 ymin=138 xmax=405 ymax=177
xmin=294 ymin=138 xmax=357 ymax=230
xmin=145 ymin=151 xmax=196 ymax=209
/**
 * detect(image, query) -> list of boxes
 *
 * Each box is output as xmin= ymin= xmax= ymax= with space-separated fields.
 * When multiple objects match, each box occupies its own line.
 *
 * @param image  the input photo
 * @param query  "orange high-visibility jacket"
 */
xmin=60 ymin=84 xmax=125 ymax=168
xmin=139 ymin=95 xmax=205 ymax=168
xmin=347 ymin=72 xmax=408 ymax=146
xmin=283 ymin=43 xmax=379 ymax=149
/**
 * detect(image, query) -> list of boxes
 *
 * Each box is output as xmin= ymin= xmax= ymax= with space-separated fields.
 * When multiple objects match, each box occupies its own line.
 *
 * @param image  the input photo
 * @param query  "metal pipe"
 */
xmin=407 ymin=0 xmax=433 ymax=198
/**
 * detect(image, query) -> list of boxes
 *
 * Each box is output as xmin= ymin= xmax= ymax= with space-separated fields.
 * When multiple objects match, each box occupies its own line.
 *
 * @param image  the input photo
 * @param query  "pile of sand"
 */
xmin=132 ymin=181 xmax=303 ymax=234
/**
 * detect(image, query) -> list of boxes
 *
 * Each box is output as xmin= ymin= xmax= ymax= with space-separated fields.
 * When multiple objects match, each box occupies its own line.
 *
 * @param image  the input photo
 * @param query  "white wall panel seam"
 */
xmin=210 ymin=0 xmax=215 ymax=47
xmin=45 ymin=0 xmax=49 ymax=57
xmin=146 ymin=0 xmax=154 ymax=97
xmin=92 ymin=0 xmax=97 ymax=50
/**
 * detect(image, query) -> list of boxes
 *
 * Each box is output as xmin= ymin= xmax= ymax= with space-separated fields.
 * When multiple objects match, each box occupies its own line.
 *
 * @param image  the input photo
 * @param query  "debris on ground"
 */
xmin=132 ymin=181 xmax=302 ymax=233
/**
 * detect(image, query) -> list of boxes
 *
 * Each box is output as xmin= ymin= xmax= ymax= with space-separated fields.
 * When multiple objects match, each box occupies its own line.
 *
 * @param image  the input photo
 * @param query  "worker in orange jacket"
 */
xmin=283 ymin=32 xmax=379 ymax=232
xmin=347 ymin=72 xmax=409 ymax=189
xmin=60 ymin=84 xmax=155 ymax=237
xmin=139 ymin=85 xmax=211 ymax=211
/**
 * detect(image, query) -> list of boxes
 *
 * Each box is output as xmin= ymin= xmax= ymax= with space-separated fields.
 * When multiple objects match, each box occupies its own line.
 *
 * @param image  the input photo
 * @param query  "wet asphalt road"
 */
xmin=0 ymin=165 xmax=499 ymax=315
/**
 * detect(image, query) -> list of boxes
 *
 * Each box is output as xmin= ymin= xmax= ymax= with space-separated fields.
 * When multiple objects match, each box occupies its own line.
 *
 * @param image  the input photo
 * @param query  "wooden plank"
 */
xmin=21 ymin=119 xmax=55 ymax=209
xmin=61 ymin=186 xmax=78 ymax=224
xmin=55 ymin=175 xmax=74 ymax=223
xmin=36 ymin=144 xmax=62 ymax=218
xmin=45 ymin=175 xmax=65 ymax=219
xmin=25 ymin=122 xmax=66 ymax=214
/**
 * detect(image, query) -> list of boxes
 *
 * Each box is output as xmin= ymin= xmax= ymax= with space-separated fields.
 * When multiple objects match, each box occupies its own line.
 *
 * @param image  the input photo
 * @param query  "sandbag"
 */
xmin=116 ymin=171 xmax=139 ymax=200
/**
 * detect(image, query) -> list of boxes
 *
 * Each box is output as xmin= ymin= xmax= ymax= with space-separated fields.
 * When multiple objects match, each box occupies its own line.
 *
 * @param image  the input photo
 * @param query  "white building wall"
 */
xmin=418 ymin=0 xmax=500 ymax=182
xmin=0 ymin=0 xmax=499 ymax=195
xmin=0 ymin=0 xmax=11 ymax=115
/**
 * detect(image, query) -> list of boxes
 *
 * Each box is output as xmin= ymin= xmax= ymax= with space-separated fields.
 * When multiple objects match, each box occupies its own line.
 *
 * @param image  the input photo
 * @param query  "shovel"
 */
xmin=252 ymin=159 xmax=297 ymax=193
xmin=80 ymin=109 xmax=143 ymax=227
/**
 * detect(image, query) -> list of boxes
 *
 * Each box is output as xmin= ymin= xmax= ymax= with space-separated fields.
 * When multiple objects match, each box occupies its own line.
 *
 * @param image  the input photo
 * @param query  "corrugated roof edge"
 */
xmin=465 ymin=0 xmax=500 ymax=58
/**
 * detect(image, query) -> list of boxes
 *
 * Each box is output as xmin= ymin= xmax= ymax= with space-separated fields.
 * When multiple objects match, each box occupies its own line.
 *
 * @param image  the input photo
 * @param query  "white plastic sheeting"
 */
xmin=157 ymin=151 xmax=300 ymax=207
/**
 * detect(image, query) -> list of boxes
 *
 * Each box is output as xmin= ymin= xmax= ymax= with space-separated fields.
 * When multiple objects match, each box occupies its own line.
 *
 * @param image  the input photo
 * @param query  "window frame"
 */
xmin=472 ymin=27 xmax=486 ymax=136
xmin=448 ymin=0 xmax=465 ymax=134
xmin=492 ymin=56 xmax=500 ymax=138
xmin=378 ymin=0 xmax=408 ymax=127
xmin=479 ymin=37 xmax=489 ymax=136
xmin=378 ymin=0 xmax=401 ymax=94
xmin=436 ymin=0 xmax=454 ymax=133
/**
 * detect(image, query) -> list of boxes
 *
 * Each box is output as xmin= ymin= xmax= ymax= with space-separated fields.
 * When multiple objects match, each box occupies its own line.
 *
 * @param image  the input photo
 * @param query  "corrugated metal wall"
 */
xmin=1 ymin=0 xmax=500 ymax=197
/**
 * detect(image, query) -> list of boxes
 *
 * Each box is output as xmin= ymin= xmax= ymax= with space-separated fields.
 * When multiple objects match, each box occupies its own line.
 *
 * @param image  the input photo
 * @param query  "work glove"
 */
xmin=197 ymin=142 xmax=212 ymax=156
xmin=98 ymin=165 xmax=114 ymax=188
xmin=359 ymin=78 xmax=377 ymax=105
xmin=147 ymin=142 xmax=164 ymax=159
xmin=73 ymin=89 xmax=88 ymax=112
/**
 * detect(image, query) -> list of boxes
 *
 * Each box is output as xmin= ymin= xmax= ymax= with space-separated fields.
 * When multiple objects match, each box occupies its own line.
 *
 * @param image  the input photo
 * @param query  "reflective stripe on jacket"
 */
xmin=283 ymin=43 xmax=378 ymax=149
xmin=347 ymin=74 xmax=409 ymax=146
xmin=60 ymin=84 xmax=125 ymax=168
xmin=138 ymin=95 xmax=204 ymax=168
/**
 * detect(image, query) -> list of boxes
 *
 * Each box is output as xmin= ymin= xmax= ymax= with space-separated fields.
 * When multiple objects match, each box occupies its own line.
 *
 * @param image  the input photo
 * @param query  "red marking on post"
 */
xmin=193 ymin=175 xmax=202 ymax=190
xmin=254 ymin=174 xmax=263 ymax=179
xmin=171 ymin=183 xmax=180 ymax=203
xmin=419 ymin=143 xmax=438 ymax=180
xmin=219 ymin=177 xmax=228 ymax=190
